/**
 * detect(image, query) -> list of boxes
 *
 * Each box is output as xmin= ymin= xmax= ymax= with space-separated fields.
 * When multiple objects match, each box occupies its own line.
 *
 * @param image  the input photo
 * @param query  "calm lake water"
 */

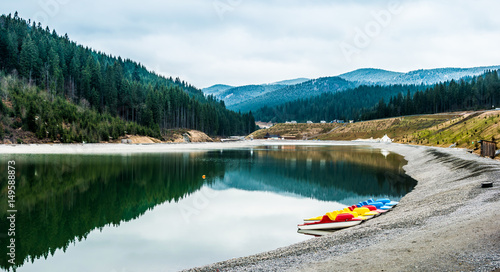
xmin=0 ymin=145 xmax=416 ymax=272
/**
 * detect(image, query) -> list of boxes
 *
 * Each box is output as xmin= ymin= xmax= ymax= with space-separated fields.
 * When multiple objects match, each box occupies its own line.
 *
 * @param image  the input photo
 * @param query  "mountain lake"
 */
xmin=0 ymin=145 xmax=417 ymax=271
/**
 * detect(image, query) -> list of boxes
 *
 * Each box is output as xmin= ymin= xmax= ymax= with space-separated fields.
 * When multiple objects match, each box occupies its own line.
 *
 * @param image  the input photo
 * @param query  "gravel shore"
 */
xmin=1 ymin=141 xmax=499 ymax=271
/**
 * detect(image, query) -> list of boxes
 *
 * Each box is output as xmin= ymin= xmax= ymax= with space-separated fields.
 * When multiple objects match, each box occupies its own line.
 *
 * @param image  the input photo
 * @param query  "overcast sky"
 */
xmin=2 ymin=0 xmax=500 ymax=88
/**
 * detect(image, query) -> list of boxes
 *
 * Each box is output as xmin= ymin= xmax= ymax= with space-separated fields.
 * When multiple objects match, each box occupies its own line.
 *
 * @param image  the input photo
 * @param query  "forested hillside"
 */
xmin=361 ymin=70 xmax=500 ymax=120
xmin=0 ymin=12 xmax=255 ymax=142
xmin=0 ymin=74 xmax=162 ymax=143
xmin=230 ymin=76 xmax=356 ymax=112
xmin=215 ymin=84 xmax=285 ymax=108
xmin=254 ymin=70 xmax=500 ymax=123
xmin=202 ymin=78 xmax=310 ymax=109
xmin=254 ymin=84 xmax=423 ymax=122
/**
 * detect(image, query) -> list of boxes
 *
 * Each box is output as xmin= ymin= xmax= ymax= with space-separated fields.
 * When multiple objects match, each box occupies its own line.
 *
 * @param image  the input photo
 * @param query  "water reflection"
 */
xmin=209 ymin=145 xmax=415 ymax=202
xmin=0 ymin=153 xmax=224 ymax=271
xmin=0 ymin=146 xmax=416 ymax=271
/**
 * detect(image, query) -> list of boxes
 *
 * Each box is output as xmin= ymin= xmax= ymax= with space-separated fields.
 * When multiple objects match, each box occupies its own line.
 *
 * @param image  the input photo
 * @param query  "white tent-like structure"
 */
xmin=380 ymin=134 xmax=392 ymax=143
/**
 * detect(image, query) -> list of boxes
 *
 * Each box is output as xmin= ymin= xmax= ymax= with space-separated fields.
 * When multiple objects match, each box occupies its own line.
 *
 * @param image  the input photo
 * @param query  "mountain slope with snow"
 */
xmin=204 ymin=65 xmax=500 ymax=113
xmin=339 ymin=66 xmax=500 ymax=86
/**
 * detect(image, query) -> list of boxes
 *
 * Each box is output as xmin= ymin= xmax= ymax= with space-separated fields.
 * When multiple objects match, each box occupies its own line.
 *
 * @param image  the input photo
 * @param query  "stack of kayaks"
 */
xmin=297 ymin=198 xmax=398 ymax=231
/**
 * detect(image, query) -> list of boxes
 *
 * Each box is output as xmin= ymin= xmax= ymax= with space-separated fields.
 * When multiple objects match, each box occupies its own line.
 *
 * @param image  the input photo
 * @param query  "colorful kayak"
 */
xmin=298 ymin=213 xmax=362 ymax=230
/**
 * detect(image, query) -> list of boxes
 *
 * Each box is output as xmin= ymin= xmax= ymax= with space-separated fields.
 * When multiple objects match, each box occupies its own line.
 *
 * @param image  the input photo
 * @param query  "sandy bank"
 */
xmin=1 ymin=140 xmax=499 ymax=271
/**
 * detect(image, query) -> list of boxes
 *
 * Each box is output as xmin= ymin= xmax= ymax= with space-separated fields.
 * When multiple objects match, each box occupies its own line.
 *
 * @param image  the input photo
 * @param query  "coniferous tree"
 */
xmin=19 ymin=34 xmax=40 ymax=83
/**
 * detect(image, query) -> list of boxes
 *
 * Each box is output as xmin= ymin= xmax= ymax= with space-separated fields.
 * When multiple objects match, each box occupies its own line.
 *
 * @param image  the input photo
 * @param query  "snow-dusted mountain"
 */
xmin=339 ymin=66 xmax=500 ymax=86
xmin=338 ymin=68 xmax=403 ymax=84
xmin=214 ymin=84 xmax=286 ymax=107
xmin=229 ymin=77 xmax=355 ymax=112
xmin=203 ymin=65 xmax=500 ymax=113
xmin=202 ymin=84 xmax=233 ymax=97
xmin=271 ymin=78 xmax=310 ymax=86
xmin=202 ymin=78 xmax=310 ymax=107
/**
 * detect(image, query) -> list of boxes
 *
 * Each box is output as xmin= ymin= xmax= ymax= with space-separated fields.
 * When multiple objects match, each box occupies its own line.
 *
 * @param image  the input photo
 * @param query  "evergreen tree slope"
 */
xmin=361 ymin=70 xmax=500 ymax=120
xmin=230 ymin=77 xmax=356 ymax=112
xmin=254 ymin=70 xmax=500 ymax=124
xmin=254 ymin=84 xmax=422 ymax=122
xmin=1 ymin=74 xmax=162 ymax=143
xmin=0 ymin=12 xmax=255 ymax=140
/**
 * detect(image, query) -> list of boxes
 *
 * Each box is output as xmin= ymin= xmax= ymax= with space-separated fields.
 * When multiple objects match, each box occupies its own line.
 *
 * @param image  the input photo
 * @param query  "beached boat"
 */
xmin=301 ymin=198 xmax=397 ymax=226
xmin=304 ymin=209 xmax=367 ymax=223
xmin=375 ymin=198 xmax=399 ymax=206
xmin=303 ymin=202 xmax=389 ymax=223
xmin=298 ymin=213 xmax=362 ymax=230
xmin=348 ymin=206 xmax=379 ymax=219
xmin=358 ymin=201 xmax=392 ymax=210
xmin=360 ymin=204 xmax=388 ymax=214
xmin=304 ymin=210 xmax=344 ymax=222
xmin=297 ymin=229 xmax=336 ymax=237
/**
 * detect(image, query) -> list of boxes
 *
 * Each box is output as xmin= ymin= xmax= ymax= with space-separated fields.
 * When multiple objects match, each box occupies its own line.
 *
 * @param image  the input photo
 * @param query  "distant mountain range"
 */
xmin=208 ymin=84 xmax=286 ymax=108
xmin=338 ymin=66 xmax=500 ymax=86
xmin=202 ymin=84 xmax=234 ymax=97
xmin=203 ymin=66 xmax=500 ymax=113
xmin=272 ymin=78 xmax=310 ymax=85
xmin=202 ymin=78 xmax=310 ymax=108
xmin=229 ymin=77 xmax=356 ymax=112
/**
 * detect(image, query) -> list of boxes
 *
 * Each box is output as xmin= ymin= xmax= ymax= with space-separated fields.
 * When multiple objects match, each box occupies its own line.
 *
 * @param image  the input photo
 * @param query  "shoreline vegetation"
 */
xmin=0 ymin=141 xmax=499 ymax=271
xmin=3 ymin=109 xmax=498 ymax=160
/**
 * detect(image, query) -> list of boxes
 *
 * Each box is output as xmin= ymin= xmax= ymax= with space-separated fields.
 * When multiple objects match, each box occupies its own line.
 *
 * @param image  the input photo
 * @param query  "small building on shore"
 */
xmin=380 ymin=135 xmax=392 ymax=143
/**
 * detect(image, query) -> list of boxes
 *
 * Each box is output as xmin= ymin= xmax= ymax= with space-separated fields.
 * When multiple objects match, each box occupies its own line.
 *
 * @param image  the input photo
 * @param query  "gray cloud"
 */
xmin=1 ymin=0 xmax=499 ymax=88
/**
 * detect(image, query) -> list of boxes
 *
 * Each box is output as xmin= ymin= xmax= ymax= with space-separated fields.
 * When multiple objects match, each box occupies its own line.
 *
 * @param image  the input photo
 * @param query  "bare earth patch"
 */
xmin=186 ymin=130 xmax=214 ymax=142
xmin=124 ymin=135 xmax=162 ymax=144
